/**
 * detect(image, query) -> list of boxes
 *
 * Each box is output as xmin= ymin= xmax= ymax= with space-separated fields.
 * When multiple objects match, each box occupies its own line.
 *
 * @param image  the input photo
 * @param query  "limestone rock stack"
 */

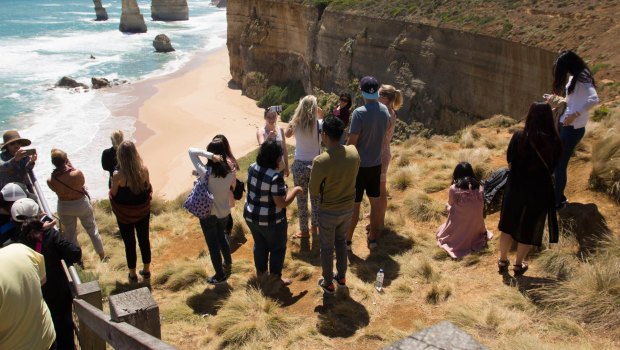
xmin=93 ymin=0 xmax=108 ymax=21
xmin=119 ymin=0 xmax=147 ymax=33
xmin=151 ymin=0 xmax=189 ymax=21
xmin=153 ymin=34 xmax=175 ymax=52
xmin=211 ymin=0 xmax=227 ymax=8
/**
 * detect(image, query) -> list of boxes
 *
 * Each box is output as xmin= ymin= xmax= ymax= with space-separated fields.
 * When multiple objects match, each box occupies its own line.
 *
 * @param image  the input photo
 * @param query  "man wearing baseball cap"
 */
xmin=346 ymin=76 xmax=390 ymax=250
xmin=0 ymin=130 xmax=37 ymax=190
xmin=0 ymin=182 xmax=29 ymax=246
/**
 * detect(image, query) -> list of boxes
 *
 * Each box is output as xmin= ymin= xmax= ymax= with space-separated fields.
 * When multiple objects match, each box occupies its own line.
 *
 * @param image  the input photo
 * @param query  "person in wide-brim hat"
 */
xmin=2 ymin=130 xmax=31 ymax=150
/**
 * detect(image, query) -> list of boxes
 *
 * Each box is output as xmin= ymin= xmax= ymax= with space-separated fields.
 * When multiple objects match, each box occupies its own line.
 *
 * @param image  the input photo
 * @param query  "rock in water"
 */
xmin=151 ymin=0 xmax=189 ymax=21
xmin=93 ymin=0 xmax=108 ymax=21
xmin=119 ymin=0 xmax=147 ymax=33
xmin=91 ymin=77 xmax=111 ymax=89
xmin=153 ymin=34 xmax=175 ymax=53
xmin=56 ymin=77 xmax=88 ymax=89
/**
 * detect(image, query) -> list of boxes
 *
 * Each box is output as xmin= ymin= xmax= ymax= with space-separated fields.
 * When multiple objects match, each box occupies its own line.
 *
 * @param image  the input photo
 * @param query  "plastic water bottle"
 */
xmin=375 ymin=269 xmax=384 ymax=292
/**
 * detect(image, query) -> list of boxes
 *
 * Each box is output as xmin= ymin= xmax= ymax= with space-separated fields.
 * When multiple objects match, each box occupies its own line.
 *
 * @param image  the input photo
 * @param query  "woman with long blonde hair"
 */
xmin=110 ymin=140 xmax=153 ymax=282
xmin=376 ymin=84 xmax=403 ymax=231
xmin=285 ymin=95 xmax=323 ymax=238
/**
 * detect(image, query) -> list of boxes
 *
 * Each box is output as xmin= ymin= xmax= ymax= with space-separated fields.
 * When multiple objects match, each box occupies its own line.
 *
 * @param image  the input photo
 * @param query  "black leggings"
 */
xmin=118 ymin=215 xmax=151 ymax=269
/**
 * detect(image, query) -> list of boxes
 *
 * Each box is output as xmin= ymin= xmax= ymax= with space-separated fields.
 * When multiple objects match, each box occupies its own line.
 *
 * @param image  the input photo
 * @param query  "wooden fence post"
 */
xmin=109 ymin=287 xmax=162 ymax=339
xmin=75 ymin=281 xmax=106 ymax=350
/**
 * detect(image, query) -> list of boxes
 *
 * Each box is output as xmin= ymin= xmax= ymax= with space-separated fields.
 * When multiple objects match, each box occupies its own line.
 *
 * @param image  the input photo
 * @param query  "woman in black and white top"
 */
xmin=188 ymin=138 xmax=236 ymax=284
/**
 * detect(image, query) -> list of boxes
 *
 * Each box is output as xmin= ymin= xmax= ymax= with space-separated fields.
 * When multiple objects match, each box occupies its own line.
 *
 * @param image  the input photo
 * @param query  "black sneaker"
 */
xmin=207 ymin=274 xmax=228 ymax=285
xmin=333 ymin=273 xmax=346 ymax=287
xmin=318 ymin=278 xmax=335 ymax=295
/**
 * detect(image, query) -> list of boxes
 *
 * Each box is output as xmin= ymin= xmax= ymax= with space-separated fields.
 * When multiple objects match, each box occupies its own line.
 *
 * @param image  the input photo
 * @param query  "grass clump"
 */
xmin=425 ymin=283 xmax=452 ymax=304
xmin=589 ymin=125 xmax=620 ymax=203
xmin=212 ymin=288 xmax=292 ymax=347
xmin=477 ymin=115 xmax=518 ymax=128
xmin=404 ymin=192 xmax=444 ymax=222
xmin=153 ymin=261 xmax=207 ymax=291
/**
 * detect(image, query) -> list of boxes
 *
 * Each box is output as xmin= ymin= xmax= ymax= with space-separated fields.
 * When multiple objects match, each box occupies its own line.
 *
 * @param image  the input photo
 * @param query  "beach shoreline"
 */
xmin=107 ymin=47 xmax=267 ymax=199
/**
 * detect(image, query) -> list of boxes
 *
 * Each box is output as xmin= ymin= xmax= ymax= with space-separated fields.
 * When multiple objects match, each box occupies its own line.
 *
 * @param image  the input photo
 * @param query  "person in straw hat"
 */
xmin=0 ymin=130 xmax=37 ymax=190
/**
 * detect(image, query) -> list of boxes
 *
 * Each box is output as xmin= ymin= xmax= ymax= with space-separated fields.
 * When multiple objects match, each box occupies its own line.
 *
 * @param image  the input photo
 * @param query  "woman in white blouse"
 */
xmin=547 ymin=50 xmax=599 ymax=208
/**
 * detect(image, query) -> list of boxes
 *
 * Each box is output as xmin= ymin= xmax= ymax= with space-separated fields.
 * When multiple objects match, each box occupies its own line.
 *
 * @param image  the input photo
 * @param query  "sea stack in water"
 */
xmin=119 ymin=0 xmax=147 ymax=33
xmin=56 ymin=77 xmax=88 ymax=89
xmin=211 ymin=0 xmax=227 ymax=8
xmin=151 ymin=0 xmax=189 ymax=21
xmin=153 ymin=34 xmax=175 ymax=53
xmin=93 ymin=0 xmax=108 ymax=21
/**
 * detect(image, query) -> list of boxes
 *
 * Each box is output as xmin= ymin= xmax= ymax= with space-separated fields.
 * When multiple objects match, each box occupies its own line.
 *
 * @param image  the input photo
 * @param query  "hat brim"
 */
xmin=1 ymin=138 xmax=31 ymax=150
xmin=362 ymin=91 xmax=379 ymax=100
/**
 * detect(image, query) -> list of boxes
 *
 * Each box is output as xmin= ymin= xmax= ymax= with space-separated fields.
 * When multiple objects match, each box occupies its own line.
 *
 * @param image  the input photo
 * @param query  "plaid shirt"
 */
xmin=244 ymin=163 xmax=287 ymax=226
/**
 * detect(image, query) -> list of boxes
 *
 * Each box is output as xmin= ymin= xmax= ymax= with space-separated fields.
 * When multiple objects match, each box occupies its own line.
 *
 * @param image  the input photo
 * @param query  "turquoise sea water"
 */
xmin=0 ymin=0 xmax=226 ymax=204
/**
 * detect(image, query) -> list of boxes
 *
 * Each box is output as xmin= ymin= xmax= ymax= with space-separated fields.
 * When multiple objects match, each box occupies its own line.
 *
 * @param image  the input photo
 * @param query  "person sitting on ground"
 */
xmin=213 ymin=134 xmax=240 ymax=235
xmin=0 ymin=243 xmax=56 ymax=350
xmin=0 ymin=183 xmax=29 ymax=246
xmin=285 ymin=95 xmax=324 ymax=239
xmin=0 ymin=130 xmax=37 ymax=191
xmin=345 ymin=76 xmax=390 ymax=250
xmin=188 ymin=139 xmax=235 ymax=284
xmin=48 ymin=149 xmax=106 ymax=260
xmin=436 ymin=162 xmax=493 ymax=259
xmin=13 ymin=198 xmax=81 ymax=350
xmin=244 ymin=140 xmax=302 ymax=286
xmin=256 ymin=108 xmax=289 ymax=177
xmin=101 ymin=130 xmax=124 ymax=189
xmin=310 ymin=116 xmax=360 ymax=294
xmin=110 ymin=141 xmax=153 ymax=282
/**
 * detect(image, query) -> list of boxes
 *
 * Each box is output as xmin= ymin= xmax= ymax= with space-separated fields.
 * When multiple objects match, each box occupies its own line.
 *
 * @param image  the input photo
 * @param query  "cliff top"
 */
xmin=307 ymin=0 xmax=619 ymax=100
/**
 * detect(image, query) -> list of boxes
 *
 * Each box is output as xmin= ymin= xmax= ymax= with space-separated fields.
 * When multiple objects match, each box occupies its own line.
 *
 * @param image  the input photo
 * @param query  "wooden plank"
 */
xmin=75 ymin=281 xmax=105 ymax=350
xmin=109 ymin=287 xmax=162 ymax=339
xmin=73 ymin=299 xmax=176 ymax=350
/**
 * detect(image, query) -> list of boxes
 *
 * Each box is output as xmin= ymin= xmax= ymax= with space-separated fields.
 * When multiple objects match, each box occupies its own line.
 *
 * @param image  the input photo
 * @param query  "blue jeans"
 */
xmin=554 ymin=125 xmax=585 ymax=204
xmin=200 ymin=215 xmax=232 ymax=277
xmin=246 ymin=219 xmax=288 ymax=276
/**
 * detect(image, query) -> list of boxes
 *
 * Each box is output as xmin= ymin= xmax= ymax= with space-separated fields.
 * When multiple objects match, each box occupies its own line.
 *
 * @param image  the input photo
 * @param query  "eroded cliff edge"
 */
xmin=227 ymin=0 xmax=559 ymax=132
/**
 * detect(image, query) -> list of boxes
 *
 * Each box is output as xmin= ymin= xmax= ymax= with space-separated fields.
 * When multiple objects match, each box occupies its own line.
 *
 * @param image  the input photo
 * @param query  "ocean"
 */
xmin=0 ymin=0 xmax=227 ymax=208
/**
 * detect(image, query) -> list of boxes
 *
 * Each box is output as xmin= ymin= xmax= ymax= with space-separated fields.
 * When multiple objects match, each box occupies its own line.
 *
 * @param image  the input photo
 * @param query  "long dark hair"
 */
xmin=256 ymin=140 xmax=282 ymax=169
xmin=552 ymin=50 xmax=596 ymax=96
xmin=452 ymin=162 xmax=480 ymax=190
xmin=521 ymin=102 xmax=561 ymax=165
xmin=19 ymin=219 xmax=45 ymax=244
xmin=206 ymin=139 xmax=231 ymax=178
xmin=213 ymin=134 xmax=239 ymax=171
xmin=339 ymin=93 xmax=352 ymax=110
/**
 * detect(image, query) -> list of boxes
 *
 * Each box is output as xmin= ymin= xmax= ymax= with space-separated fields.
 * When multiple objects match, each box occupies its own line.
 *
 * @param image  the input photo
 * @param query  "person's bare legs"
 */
xmin=346 ymin=202 xmax=361 ymax=242
xmin=499 ymin=231 xmax=513 ymax=262
xmin=377 ymin=180 xmax=388 ymax=231
xmin=368 ymin=196 xmax=382 ymax=241
xmin=515 ymin=244 xmax=531 ymax=266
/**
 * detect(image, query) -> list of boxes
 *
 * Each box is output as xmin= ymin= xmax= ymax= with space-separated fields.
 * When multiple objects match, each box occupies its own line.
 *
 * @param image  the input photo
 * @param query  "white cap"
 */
xmin=1 ymin=182 xmax=28 ymax=202
xmin=11 ymin=198 xmax=39 ymax=222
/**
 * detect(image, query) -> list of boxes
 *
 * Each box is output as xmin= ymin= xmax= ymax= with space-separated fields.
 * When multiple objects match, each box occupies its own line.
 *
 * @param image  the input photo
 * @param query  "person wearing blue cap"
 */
xmin=345 ymin=76 xmax=390 ymax=250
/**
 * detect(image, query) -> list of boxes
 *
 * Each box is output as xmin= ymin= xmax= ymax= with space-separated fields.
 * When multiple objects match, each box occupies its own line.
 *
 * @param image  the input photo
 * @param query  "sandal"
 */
xmin=497 ymin=259 xmax=510 ymax=273
xmin=513 ymin=262 xmax=529 ymax=276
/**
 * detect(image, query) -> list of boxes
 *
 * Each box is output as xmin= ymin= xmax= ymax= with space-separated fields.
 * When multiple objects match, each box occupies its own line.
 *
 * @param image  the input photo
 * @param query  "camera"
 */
xmin=23 ymin=148 xmax=37 ymax=156
xmin=268 ymin=105 xmax=283 ymax=113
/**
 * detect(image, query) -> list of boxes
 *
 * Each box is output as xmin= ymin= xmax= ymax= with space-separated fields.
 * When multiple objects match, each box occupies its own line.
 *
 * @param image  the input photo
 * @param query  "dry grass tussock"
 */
xmin=589 ymin=106 xmax=620 ymax=203
xmin=404 ymin=192 xmax=445 ymax=222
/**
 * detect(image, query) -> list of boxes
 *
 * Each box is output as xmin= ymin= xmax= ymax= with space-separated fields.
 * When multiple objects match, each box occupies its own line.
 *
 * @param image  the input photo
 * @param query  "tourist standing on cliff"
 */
xmin=213 ymin=134 xmax=240 ymax=235
xmin=546 ymin=50 xmax=599 ymax=209
xmin=498 ymin=103 xmax=561 ymax=276
xmin=48 ymin=149 xmax=106 ymax=261
xmin=101 ymin=130 xmax=124 ymax=189
xmin=346 ymin=76 xmax=390 ymax=250
xmin=376 ymin=84 xmax=403 ymax=231
xmin=257 ymin=108 xmax=289 ymax=177
xmin=109 ymin=141 xmax=153 ymax=282
xmin=310 ymin=116 xmax=360 ymax=294
xmin=285 ymin=95 xmax=323 ymax=239
xmin=0 ymin=130 xmax=36 ymax=192
xmin=333 ymin=93 xmax=352 ymax=144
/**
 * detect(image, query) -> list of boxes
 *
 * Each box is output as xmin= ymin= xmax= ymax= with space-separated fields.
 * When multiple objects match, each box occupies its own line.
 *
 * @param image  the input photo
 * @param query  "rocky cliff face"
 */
xmin=151 ymin=0 xmax=189 ymax=21
xmin=119 ymin=0 xmax=147 ymax=33
xmin=227 ymin=0 xmax=557 ymax=133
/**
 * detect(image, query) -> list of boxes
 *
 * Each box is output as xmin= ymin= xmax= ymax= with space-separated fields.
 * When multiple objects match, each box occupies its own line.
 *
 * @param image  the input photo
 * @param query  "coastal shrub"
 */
xmin=591 ymin=105 xmax=609 ymax=122
xmin=256 ymin=80 xmax=305 ymax=109
xmin=280 ymin=102 xmax=298 ymax=122
xmin=477 ymin=115 xmax=518 ymax=128
xmin=589 ymin=131 xmax=620 ymax=203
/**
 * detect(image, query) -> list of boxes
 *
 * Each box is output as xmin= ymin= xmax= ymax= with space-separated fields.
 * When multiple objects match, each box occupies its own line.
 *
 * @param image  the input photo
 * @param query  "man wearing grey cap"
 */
xmin=346 ymin=76 xmax=390 ymax=250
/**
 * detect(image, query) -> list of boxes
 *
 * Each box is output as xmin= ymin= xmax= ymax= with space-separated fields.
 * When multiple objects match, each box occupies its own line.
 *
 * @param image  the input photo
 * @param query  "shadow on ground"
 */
xmin=186 ymin=284 xmax=233 ymax=316
xmin=314 ymin=290 xmax=369 ymax=338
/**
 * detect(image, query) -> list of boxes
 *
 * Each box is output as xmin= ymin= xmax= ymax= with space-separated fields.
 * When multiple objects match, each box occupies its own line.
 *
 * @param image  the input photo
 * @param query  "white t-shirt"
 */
xmin=188 ymin=148 xmax=235 ymax=219
xmin=293 ymin=120 xmax=323 ymax=162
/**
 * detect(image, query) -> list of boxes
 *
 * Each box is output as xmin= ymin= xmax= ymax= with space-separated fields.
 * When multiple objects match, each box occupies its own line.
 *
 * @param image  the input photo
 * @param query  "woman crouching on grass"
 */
xmin=189 ymin=139 xmax=236 ymax=284
xmin=436 ymin=162 xmax=492 ymax=259
xmin=244 ymin=140 xmax=302 ymax=286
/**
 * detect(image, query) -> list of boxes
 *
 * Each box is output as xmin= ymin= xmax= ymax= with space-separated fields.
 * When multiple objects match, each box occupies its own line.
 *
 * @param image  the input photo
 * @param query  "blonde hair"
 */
xmin=290 ymin=95 xmax=318 ymax=134
xmin=110 ymin=130 xmax=124 ymax=149
xmin=50 ymin=148 xmax=67 ymax=168
xmin=380 ymin=85 xmax=403 ymax=111
xmin=116 ymin=141 xmax=148 ymax=194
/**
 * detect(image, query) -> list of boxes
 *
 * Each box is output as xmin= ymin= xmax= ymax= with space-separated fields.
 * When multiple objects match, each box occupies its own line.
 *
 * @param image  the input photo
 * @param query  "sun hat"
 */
xmin=2 ymin=130 xmax=31 ymax=150
xmin=1 ymin=183 xmax=28 ymax=202
xmin=11 ymin=198 xmax=39 ymax=222
xmin=360 ymin=76 xmax=380 ymax=100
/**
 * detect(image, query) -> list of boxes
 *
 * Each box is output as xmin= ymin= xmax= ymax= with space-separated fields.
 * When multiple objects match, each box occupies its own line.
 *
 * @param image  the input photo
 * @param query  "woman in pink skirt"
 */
xmin=436 ymin=162 xmax=492 ymax=259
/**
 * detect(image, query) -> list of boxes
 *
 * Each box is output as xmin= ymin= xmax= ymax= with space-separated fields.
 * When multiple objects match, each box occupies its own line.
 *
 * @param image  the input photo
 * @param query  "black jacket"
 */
xmin=101 ymin=146 xmax=117 ymax=188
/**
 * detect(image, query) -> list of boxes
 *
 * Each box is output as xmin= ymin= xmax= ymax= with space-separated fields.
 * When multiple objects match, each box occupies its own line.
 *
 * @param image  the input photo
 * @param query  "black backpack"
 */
xmin=483 ymin=167 xmax=509 ymax=216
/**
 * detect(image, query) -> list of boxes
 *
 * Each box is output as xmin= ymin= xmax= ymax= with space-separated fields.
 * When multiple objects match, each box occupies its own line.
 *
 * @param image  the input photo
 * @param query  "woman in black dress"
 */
xmin=498 ymin=102 xmax=561 ymax=276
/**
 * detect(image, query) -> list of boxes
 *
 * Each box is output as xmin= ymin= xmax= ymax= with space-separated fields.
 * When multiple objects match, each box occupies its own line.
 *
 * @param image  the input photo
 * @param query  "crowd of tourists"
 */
xmin=0 ymin=50 xmax=599 ymax=349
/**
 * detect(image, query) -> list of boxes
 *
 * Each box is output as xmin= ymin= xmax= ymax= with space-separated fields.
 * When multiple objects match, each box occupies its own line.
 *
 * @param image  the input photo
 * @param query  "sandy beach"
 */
xmin=127 ymin=48 xmax=267 ymax=199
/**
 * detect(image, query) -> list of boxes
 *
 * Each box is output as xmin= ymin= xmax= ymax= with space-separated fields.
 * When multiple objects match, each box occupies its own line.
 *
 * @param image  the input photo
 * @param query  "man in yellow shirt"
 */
xmin=0 ymin=243 xmax=56 ymax=350
xmin=309 ymin=116 xmax=360 ymax=294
